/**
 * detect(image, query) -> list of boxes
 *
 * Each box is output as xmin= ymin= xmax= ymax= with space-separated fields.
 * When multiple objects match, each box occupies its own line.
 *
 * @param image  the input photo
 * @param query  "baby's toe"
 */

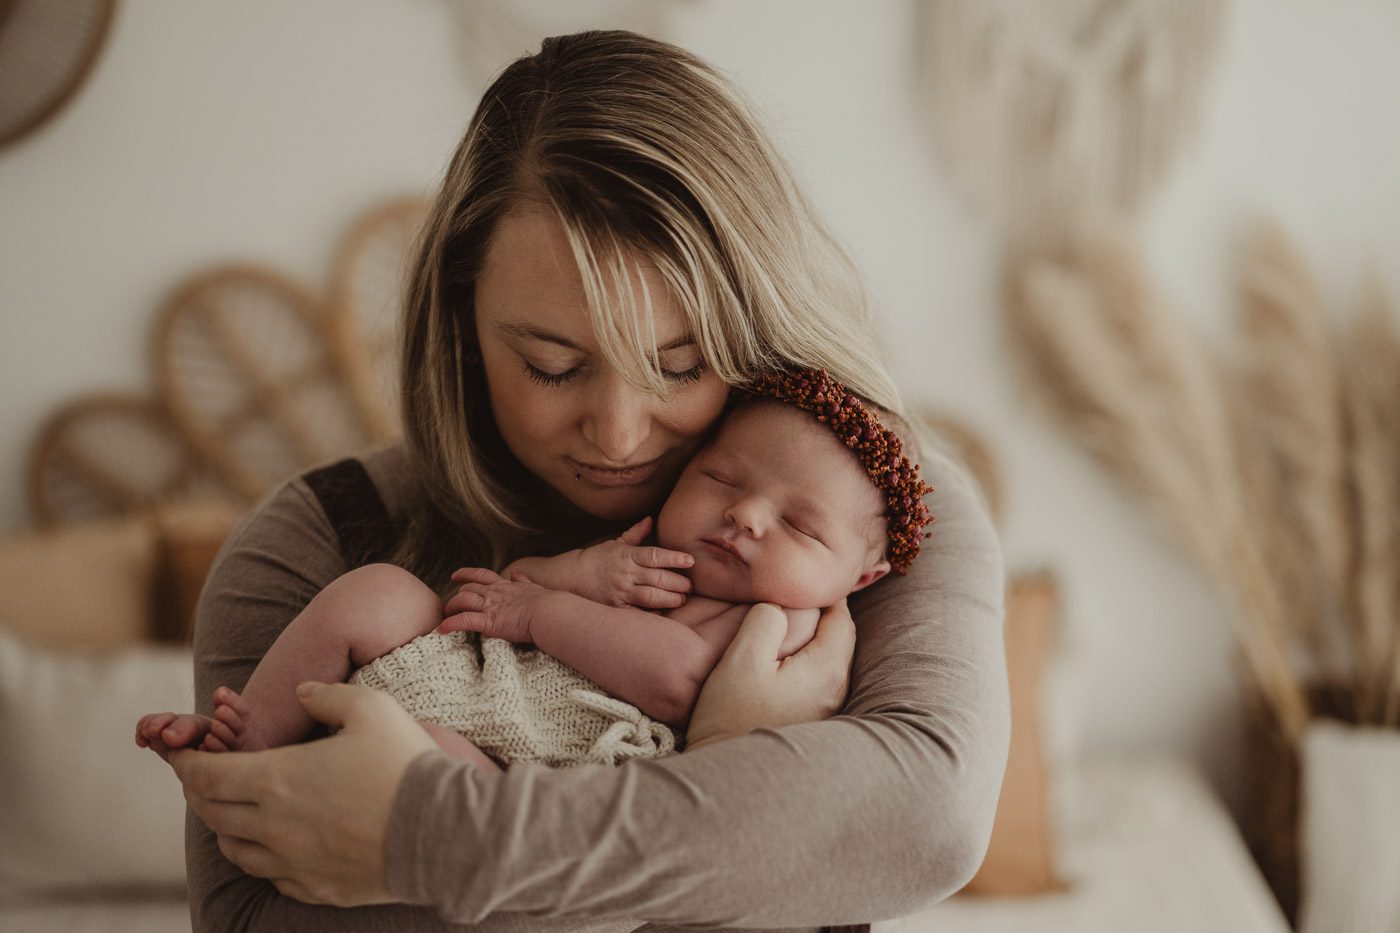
xmin=213 ymin=702 xmax=244 ymax=734
xmin=209 ymin=718 xmax=239 ymax=750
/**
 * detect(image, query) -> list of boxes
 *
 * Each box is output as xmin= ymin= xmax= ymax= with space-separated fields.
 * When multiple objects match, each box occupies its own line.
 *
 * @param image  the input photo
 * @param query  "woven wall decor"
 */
xmin=917 ymin=0 xmax=1226 ymax=249
xmin=325 ymin=196 xmax=430 ymax=443
xmin=152 ymin=265 xmax=375 ymax=501
xmin=27 ymin=392 xmax=235 ymax=527
xmin=0 ymin=0 xmax=117 ymax=151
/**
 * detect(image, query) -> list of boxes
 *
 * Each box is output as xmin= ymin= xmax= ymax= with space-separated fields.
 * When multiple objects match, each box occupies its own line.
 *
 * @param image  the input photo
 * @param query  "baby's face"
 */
xmin=656 ymin=401 xmax=891 ymax=609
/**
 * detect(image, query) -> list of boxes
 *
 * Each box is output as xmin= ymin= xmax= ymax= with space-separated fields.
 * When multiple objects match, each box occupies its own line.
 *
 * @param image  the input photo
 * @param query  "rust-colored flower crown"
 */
xmin=741 ymin=368 xmax=934 ymax=574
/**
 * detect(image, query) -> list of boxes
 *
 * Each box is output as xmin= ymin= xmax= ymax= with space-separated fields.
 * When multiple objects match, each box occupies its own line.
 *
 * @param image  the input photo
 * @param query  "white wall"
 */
xmin=3 ymin=0 xmax=1398 ymax=812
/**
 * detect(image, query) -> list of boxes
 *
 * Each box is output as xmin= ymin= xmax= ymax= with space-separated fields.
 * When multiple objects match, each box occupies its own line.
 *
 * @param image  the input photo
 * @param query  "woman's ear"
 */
xmin=851 ymin=560 xmax=891 ymax=592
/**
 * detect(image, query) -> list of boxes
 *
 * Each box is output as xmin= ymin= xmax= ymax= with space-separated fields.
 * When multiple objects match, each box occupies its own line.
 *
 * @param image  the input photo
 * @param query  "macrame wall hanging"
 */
xmin=917 ymin=0 xmax=1226 ymax=250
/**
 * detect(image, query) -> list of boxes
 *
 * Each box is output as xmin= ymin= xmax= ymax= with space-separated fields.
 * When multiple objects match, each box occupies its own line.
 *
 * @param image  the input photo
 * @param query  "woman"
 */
xmin=168 ymin=29 xmax=1008 ymax=931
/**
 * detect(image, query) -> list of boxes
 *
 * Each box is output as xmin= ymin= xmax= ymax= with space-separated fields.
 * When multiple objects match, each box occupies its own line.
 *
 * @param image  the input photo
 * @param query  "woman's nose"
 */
xmin=583 ymin=376 xmax=652 ymax=462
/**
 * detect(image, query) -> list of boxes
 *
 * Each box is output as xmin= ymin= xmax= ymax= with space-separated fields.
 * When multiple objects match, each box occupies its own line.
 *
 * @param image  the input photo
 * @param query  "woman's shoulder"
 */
xmin=357 ymin=443 xmax=416 ymax=520
xmin=219 ymin=444 xmax=413 ymax=567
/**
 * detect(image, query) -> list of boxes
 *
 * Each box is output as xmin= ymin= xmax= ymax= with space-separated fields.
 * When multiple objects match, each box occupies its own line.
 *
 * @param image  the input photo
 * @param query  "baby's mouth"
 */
xmin=699 ymin=537 xmax=748 ymax=566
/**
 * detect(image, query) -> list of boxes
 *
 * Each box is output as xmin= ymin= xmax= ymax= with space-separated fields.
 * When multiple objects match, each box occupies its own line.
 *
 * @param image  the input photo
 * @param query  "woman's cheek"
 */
xmin=673 ymin=375 xmax=730 ymax=438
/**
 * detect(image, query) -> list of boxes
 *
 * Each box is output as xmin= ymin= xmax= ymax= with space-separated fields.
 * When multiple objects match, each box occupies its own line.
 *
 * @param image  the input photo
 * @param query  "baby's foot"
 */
xmin=203 ymin=686 xmax=267 ymax=753
xmin=134 ymin=711 xmax=216 ymax=761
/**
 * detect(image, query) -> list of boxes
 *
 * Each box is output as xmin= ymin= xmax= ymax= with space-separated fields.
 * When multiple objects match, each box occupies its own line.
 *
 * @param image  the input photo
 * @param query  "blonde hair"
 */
xmin=397 ymin=29 xmax=900 ymax=585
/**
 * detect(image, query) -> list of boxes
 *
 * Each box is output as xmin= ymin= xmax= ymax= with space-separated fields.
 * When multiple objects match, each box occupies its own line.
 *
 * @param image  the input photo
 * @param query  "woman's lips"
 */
xmin=699 ymin=537 xmax=747 ymax=566
xmin=569 ymin=456 xmax=663 ymax=487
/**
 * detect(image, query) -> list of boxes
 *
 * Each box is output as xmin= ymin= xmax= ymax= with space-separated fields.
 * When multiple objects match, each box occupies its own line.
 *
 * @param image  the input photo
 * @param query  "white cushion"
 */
xmin=0 ymin=630 xmax=193 ymax=901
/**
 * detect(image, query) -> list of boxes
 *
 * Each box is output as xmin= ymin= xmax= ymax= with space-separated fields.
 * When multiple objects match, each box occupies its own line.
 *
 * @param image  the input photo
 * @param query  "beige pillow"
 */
xmin=0 ymin=630 xmax=192 ymax=900
xmin=961 ymin=573 xmax=1064 ymax=896
xmin=0 ymin=517 xmax=158 ymax=650
xmin=151 ymin=501 xmax=241 ymax=644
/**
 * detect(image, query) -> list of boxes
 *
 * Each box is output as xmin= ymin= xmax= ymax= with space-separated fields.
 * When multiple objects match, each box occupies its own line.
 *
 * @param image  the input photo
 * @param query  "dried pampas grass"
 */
xmin=1009 ymin=221 xmax=1400 ymax=740
xmin=1235 ymin=223 xmax=1353 ymax=669
xmin=1339 ymin=282 xmax=1400 ymax=723
xmin=1007 ymin=226 xmax=1309 ymax=740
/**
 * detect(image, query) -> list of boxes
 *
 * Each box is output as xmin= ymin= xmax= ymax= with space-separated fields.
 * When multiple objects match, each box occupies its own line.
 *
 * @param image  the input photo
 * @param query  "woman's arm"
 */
xmin=181 ymin=452 xmax=637 ymax=933
xmin=388 ymin=453 xmax=1010 ymax=926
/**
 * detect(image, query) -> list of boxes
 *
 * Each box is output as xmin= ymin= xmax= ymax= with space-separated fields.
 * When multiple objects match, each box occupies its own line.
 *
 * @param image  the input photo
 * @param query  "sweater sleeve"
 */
xmin=184 ymin=453 xmax=639 ymax=933
xmin=385 ymin=452 xmax=1010 ymax=928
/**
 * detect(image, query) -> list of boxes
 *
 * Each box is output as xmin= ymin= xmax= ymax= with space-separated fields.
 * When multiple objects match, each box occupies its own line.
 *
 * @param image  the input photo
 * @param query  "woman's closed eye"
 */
xmin=524 ymin=360 xmax=582 ymax=387
xmin=663 ymin=361 xmax=706 ymax=385
xmin=522 ymin=359 xmax=708 ymax=388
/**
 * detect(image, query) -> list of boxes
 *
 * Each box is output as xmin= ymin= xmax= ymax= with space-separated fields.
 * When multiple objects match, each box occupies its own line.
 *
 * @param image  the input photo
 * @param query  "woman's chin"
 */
xmin=560 ymin=483 xmax=667 ymax=523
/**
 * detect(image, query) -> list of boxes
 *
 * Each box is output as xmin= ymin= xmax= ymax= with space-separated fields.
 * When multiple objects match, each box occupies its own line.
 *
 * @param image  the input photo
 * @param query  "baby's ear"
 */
xmin=852 ymin=560 xmax=891 ymax=592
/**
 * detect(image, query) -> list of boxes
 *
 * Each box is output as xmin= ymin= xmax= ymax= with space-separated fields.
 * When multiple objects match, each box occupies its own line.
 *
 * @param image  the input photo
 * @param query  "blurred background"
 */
xmin=2 ymin=1 xmax=1398 ymax=930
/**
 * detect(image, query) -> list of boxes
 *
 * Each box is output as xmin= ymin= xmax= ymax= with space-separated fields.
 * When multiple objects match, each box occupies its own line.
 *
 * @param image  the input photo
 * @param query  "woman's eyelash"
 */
xmin=523 ymin=362 xmax=581 ymax=387
xmin=523 ymin=361 xmax=704 ymax=387
xmin=664 ymin=362 xmax=706 ymax=384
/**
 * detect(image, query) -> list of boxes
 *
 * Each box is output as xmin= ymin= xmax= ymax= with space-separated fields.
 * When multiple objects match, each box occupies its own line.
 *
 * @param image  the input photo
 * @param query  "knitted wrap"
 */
xmin=349 ymin=631 xmax=676 ymax=766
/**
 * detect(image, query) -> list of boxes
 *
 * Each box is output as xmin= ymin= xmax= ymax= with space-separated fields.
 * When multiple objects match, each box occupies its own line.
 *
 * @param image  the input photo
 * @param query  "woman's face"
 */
xmin=474 ymin=205 xmax=730 ymax=521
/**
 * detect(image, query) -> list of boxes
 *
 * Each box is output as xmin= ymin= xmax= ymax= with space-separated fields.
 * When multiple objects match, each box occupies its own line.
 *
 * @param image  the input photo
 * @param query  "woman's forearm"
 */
xmin=390 ymin=709 xmax=1003 ymax=926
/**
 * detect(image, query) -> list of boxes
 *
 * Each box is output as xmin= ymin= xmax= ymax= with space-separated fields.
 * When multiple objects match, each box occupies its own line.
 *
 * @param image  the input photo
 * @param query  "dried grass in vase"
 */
xmin=1338 ymin=282 xmax=1400 ymax=725
xmin=1234 ymin=222 xmax=1353 ymax=673
xmin=1007 ymin=226 xmax=1308 ymax=741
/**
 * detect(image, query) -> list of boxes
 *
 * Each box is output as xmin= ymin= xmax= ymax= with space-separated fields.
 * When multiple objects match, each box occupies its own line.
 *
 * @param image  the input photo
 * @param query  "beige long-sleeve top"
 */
xmin=187 ymin=444 xmax=1008 ymax=932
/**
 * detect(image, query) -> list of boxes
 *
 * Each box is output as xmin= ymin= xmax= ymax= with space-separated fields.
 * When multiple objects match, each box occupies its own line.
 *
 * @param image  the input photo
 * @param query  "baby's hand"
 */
xmin=573 ymin=516 xmax=694 ymax=609
xmin=441 ymin=568 xmax=545 ymax=642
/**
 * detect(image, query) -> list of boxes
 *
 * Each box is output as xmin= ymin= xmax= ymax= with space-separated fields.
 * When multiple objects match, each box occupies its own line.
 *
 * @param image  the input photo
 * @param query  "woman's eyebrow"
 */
xmin=497 ymin=321 xmax=696 ymax=353
xmin=497 ymin=322 xmax=585 ymax=350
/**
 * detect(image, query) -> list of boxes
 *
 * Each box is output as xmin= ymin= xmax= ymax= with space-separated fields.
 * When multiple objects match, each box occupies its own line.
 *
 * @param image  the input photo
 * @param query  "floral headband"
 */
xmin=741 ymin=368 xmax=934 ymax=574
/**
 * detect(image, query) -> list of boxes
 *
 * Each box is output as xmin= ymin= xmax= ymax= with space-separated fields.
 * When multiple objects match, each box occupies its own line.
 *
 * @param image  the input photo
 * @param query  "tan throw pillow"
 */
xmin=0 ymin=630 xmax=193 ymax=900
xmin=151 ymin=501 xmax=241 ymax=643
xmin=0 ymin=517 xmax=158 ymax=650
xmin=961 ymin=572 xmax=1063 ymax=896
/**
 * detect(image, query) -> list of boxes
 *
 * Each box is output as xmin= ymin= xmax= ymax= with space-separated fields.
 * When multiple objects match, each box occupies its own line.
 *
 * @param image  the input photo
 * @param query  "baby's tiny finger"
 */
xmin=443 ymin=590 xmax=484 ymax=616
xmin=639 ymin=568 xmax=692 ymax=593
xmin=635 ymin=587 xmax=687 ymax=610
xmin=439 ymin=611 xmax=484 ymax=634
xmin=635 ymin=546 xmax=695 ymax=569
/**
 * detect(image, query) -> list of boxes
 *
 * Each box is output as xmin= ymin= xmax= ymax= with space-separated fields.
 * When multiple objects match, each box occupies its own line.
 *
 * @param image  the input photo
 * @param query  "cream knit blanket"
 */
xmin=348 ymin=631 xmax=676 ymax=766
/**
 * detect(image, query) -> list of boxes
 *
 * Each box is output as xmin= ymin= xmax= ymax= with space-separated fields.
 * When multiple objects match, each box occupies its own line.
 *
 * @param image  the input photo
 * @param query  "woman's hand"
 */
xmin=685 ymin=599 xmax=857 ymax=751
xmin=169 ymin=682 xmax=438 ymax=906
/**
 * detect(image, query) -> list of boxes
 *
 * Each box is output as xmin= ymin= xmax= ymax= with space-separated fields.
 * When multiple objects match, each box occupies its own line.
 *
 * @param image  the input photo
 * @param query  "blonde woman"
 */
xmin=165 ymin=30 xmax=1008 ymax=932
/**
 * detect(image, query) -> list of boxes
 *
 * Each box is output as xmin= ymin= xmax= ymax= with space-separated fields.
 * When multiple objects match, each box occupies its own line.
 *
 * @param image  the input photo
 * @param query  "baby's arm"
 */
xmin=503 ymin=516 xmax=694 ymax=610
xmin=442 ymin=569 xmax=745 ymax=725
